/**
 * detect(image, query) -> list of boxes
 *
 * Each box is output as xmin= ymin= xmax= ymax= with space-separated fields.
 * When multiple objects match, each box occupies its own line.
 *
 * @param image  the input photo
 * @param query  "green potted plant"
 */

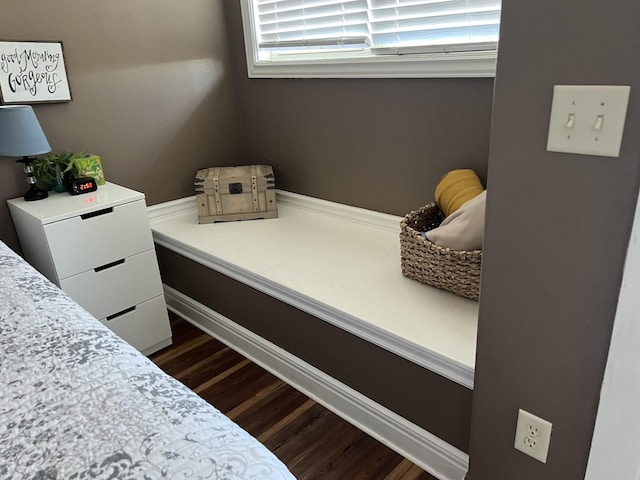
xmin=34 ymin=150 xmax=82 ymax=192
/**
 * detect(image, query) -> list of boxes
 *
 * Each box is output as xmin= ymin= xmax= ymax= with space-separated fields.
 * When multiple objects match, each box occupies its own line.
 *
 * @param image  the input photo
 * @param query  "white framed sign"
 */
xmin=0 ymin=40 xmax=72 ymax=104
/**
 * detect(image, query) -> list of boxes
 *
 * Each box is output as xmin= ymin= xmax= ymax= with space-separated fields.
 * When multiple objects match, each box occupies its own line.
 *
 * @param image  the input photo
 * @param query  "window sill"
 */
xmin=246 ymin=51 xmax=497 ymax=79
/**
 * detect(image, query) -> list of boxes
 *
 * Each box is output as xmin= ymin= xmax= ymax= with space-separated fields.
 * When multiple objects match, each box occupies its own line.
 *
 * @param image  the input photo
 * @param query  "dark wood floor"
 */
xmin=150 ymin=313 xmax=437 ymax=480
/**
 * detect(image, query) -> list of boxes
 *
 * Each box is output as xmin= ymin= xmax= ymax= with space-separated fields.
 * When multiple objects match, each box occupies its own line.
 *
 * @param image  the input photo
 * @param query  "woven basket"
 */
xmin=399 ymin=203 xmax=482 ymax=300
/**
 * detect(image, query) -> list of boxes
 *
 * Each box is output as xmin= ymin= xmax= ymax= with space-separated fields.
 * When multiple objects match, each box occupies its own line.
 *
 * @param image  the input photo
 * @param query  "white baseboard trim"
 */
xmin=164 ymin=285 xmax=469 ymax=480
xmin=147 ymin=195 xmax=195 ymax=220
xmin=146 ymin=190 xmax=402 ymax=233
xmin=275 ymin=190 xmax=402 ymax=232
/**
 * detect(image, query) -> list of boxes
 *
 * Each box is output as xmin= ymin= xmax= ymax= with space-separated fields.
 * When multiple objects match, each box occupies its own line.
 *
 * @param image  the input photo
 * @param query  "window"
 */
xmin=239 ymin=0 xmax=501 ymax=78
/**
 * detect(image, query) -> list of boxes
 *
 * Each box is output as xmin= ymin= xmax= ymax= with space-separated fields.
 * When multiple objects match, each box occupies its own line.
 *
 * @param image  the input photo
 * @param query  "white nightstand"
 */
xmin=7 ymin=182 xmax=172 ymax=355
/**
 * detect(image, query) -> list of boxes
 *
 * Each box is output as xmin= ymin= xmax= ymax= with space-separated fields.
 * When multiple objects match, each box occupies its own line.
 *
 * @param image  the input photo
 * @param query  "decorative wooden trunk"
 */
xmin=195 ymin=165 xmax=278 ymax=223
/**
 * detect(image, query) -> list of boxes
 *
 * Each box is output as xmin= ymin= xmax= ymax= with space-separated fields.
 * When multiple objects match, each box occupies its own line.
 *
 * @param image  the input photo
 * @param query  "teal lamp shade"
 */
xmin=0 ymin=105 xmax=52 ymax=201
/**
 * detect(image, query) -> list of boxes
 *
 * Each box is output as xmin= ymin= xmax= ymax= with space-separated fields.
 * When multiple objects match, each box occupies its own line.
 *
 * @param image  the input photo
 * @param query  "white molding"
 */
xmin=149 ymin=190 xmax=475 ymax=389
xmin=164 ymin=286 xmax=469 ymax=480
xmin=276 ymin=190 xmax=401 ymax=232
xmin=246 ymin=54 xmax=498 ymax=79
xmin=147 ymin=196 xmax=195 ymax=221
xmin=147 ymin=191 xmax=401 ymax=232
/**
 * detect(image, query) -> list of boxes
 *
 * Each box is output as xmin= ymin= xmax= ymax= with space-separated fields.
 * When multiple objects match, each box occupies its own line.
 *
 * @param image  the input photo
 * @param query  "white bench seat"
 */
xmin=148 ymin=190 xmax=479 ymax=389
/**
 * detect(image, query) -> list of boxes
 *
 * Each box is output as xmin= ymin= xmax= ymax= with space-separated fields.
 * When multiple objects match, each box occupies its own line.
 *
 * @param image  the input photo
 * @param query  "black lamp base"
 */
xmin=16 ymin=156 xmax=48 ymax=201
xmin=24 ymin=184 xmax=48 ymax=201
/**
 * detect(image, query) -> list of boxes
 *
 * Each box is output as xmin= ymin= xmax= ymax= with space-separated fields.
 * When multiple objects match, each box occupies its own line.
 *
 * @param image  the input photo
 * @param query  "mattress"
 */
xmin=0 ymin=240 xmax=295 ymax=480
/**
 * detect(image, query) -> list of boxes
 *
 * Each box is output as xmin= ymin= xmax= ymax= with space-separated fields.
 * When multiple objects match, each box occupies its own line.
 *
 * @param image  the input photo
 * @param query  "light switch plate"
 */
xmin=547 ymin=85 xmax=631 ymax=157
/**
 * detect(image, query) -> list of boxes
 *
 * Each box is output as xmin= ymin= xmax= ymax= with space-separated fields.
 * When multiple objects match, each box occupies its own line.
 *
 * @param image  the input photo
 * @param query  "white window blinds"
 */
xmin=256 ymin=0 xmax=371 ymax=50
xmin=252 ymin=0 xmax=500 ymax=54
xmin=369 ymin=0 xmax=500 ymax=54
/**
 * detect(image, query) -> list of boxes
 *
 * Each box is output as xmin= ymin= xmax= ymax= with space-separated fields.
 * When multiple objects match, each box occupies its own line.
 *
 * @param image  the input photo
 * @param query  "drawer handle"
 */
xmin=106 ymin=306 xmax=136 ymax=321
xmin=94 ymin=258 xmax=125 ymax=272
xmin=81 ymin=207 xmax=113 ymax=220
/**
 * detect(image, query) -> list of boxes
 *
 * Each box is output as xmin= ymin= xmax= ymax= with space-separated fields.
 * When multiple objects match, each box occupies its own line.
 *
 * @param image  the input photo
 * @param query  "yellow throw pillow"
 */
xmin=434 ymin=169 xmax=484 ymax=217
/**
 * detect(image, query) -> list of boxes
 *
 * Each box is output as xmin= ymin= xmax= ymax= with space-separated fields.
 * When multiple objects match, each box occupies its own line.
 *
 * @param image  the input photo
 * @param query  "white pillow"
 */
xmin=426 ymin=190 xmax=486 ymax=251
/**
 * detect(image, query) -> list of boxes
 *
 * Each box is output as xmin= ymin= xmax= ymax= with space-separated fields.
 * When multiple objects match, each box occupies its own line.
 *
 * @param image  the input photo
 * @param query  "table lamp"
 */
xmin=0 ymin=105 xmax=52 ymax=201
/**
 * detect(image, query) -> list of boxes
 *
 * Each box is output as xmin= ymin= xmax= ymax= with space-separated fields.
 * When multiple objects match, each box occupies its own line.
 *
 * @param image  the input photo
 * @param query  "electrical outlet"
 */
xmin=514 ymin=409 xmax=552 ymax=463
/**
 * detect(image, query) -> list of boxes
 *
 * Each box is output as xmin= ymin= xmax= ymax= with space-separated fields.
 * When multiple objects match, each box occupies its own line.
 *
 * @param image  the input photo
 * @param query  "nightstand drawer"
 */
xmin=60 ymin=249 xmax=164 ymax=320
xmin=100 ymin=295 xmax=172 ymax=354
xmin=44 ymin=199 xmax=154 ymax=279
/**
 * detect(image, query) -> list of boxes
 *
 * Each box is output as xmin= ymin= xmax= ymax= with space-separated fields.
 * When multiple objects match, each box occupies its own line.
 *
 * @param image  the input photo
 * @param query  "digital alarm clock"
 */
xmin=68 ymin=177 xmax=98 ymax=195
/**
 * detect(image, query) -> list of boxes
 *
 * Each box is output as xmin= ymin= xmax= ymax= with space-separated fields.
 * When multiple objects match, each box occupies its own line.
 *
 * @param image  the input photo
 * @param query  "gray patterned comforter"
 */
xmin=0 ymin=241 xmax=295 ymax=480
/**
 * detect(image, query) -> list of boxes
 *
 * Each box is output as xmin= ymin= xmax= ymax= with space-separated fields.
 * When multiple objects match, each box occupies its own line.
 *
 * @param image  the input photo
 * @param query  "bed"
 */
xmin=0 ymin=240 xmax=295 ymax=480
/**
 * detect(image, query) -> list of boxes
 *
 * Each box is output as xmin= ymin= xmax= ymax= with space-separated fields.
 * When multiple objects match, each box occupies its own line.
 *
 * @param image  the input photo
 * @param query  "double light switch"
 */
xmin=547 ymin=85 xmax=631 ymax=157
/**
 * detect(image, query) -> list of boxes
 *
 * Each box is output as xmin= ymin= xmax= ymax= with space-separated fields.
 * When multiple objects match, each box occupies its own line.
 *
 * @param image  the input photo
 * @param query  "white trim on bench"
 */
xmin=148 ymin=190 xmax=478 ymax=389
xmin=276 ymin=190 xmax=401 ymax=231
xmin=164 ymin=286 xmax=469 ymax=480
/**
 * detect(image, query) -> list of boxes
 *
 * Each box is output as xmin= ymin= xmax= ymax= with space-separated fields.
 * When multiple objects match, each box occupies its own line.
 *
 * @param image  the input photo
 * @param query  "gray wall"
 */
xmin=0 ymin=0 xmax=240 ymax=253
xmin=468 ymin=1 xmax=640 ymax=479
xmin=222 ymin=1 xmax=494 ymax=216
